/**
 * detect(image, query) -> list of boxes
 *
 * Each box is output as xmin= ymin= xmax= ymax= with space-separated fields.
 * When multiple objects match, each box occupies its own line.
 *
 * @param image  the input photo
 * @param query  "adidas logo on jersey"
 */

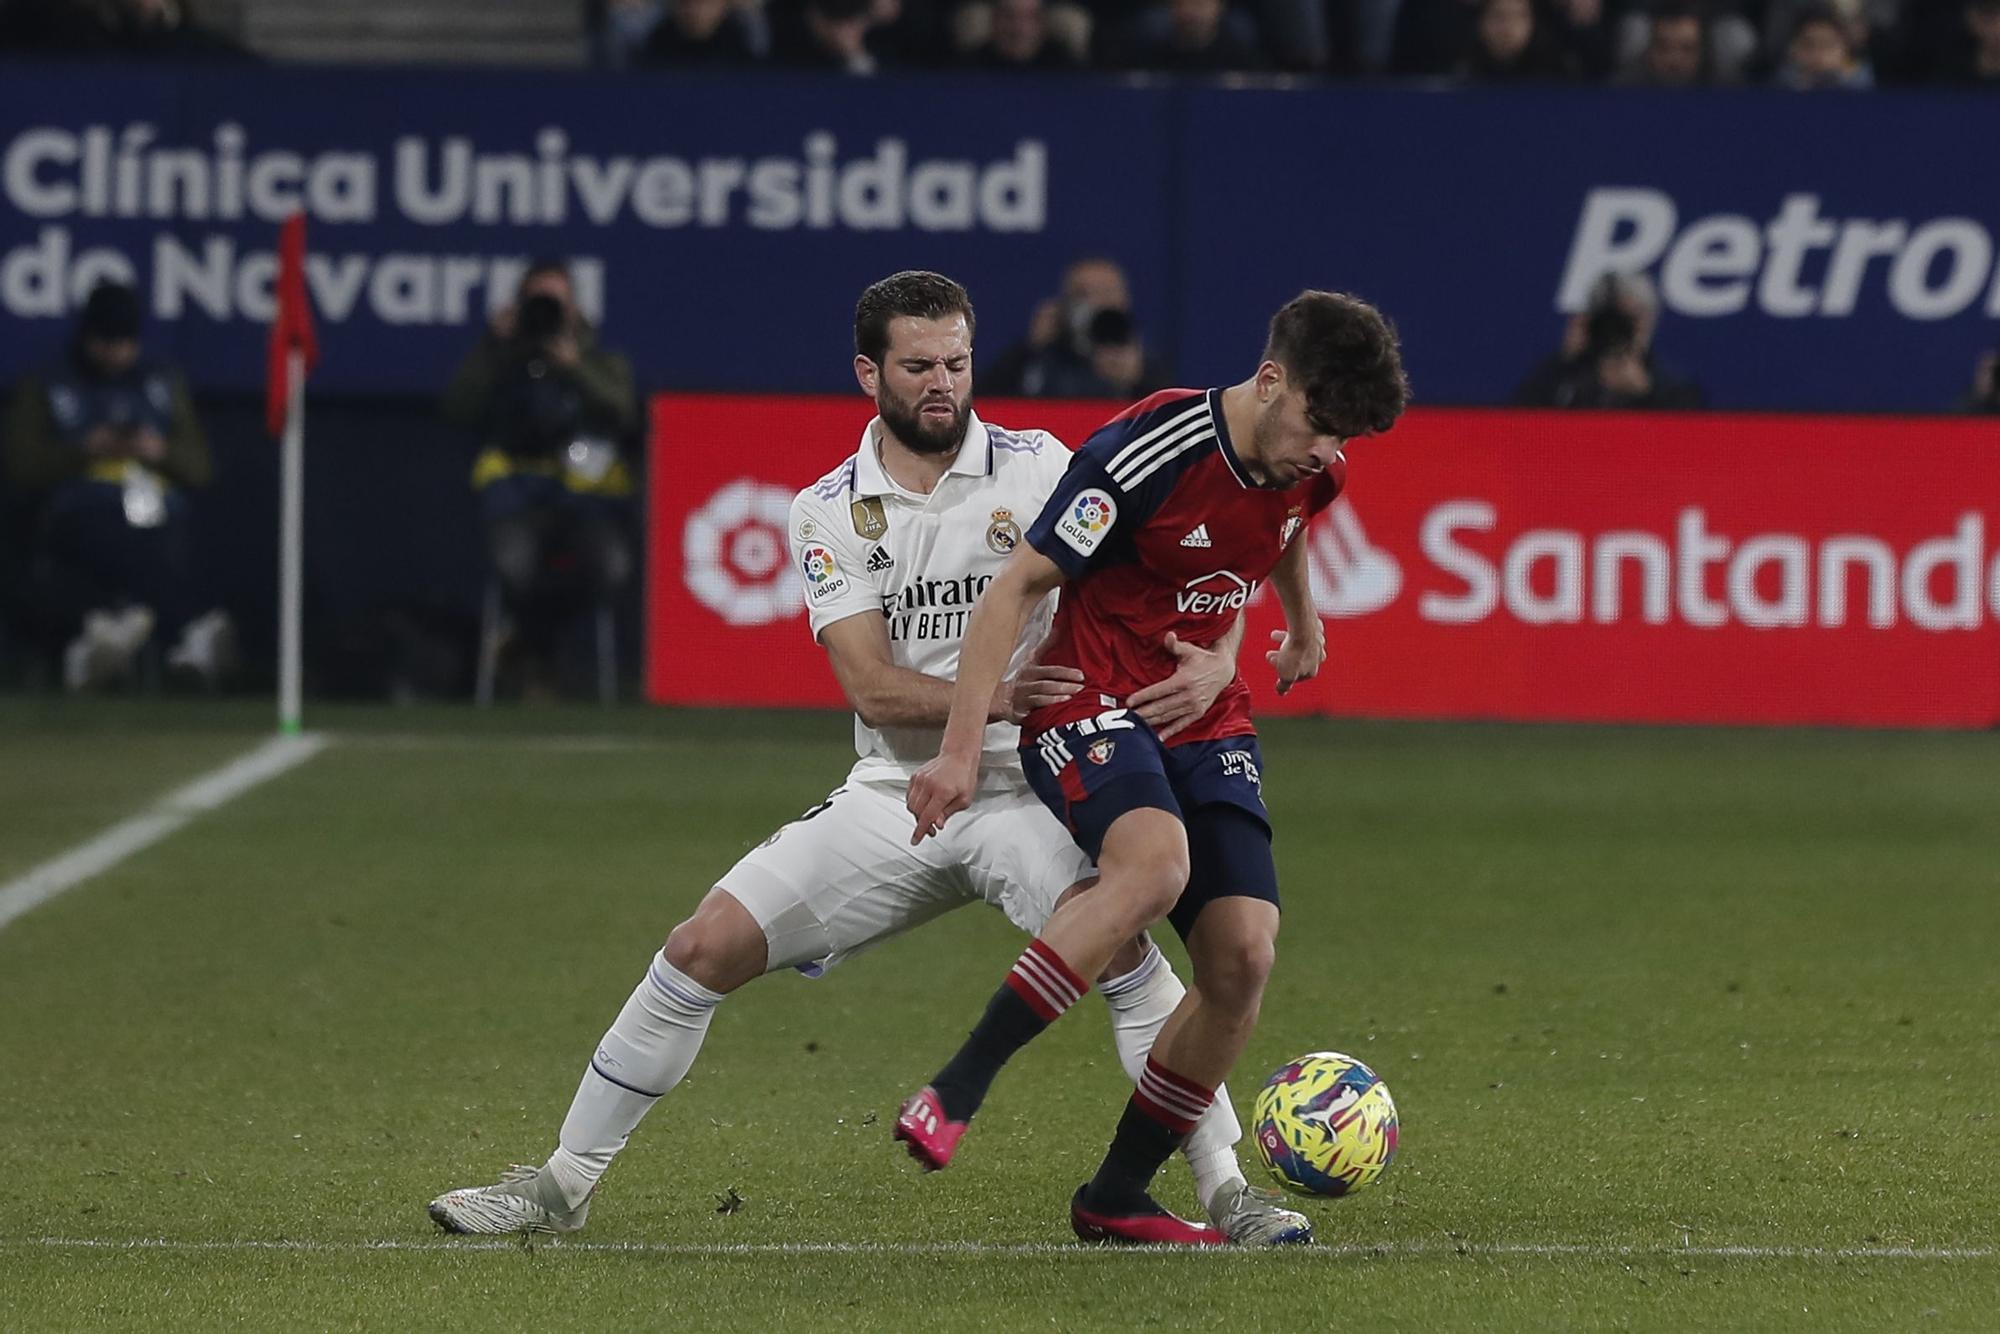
xmin=1180 ymin=524 xmax=1213 ymax=548
xmin=866 ymin=546 xmax=895 ymax=573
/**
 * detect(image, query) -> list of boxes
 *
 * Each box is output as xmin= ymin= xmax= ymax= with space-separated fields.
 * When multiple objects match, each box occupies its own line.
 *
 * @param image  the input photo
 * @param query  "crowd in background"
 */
xmin=1 ymin=0 xmax=1997 ymax=85
xmin=586 ymin=0 xmax=1999 ymax=86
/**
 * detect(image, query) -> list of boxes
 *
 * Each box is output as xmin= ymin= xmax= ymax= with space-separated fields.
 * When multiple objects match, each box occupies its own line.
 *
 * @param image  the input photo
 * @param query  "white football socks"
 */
xmin=1097 ymin=943 xmax=1247 ymax=1214
xmin=546 ymin=952 xmax=724 ymax=1208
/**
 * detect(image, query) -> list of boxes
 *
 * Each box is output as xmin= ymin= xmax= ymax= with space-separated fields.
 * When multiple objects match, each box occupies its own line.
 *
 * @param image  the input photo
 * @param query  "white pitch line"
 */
xmin=0 ymin=733 xmax=329 ymax=935
xmin=3 ymin=1237 xmax=1991 ymax=1261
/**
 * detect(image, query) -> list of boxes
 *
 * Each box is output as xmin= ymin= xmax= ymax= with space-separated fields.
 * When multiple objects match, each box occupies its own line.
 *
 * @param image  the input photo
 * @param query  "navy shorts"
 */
xmin=1022 ymin=709 xmax=1277 ymax=940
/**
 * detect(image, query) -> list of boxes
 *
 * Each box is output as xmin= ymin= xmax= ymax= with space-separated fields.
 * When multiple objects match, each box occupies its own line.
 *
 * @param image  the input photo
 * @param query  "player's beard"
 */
xmin=877 ymin=385 xmax=972 ymax=457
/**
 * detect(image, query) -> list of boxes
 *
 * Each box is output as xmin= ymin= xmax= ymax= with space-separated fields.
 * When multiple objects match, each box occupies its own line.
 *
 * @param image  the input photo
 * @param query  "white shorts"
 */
xmin=719 ymin=779 xmax=1095 ymax=976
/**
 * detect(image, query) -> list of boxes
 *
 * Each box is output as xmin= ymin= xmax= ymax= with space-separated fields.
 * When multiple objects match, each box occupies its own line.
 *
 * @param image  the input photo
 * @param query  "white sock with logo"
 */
xmin=1098 ymin=943 xmax=1248 ymax=1213
xmin=545 ymin=952 xmax=724 ymax=1208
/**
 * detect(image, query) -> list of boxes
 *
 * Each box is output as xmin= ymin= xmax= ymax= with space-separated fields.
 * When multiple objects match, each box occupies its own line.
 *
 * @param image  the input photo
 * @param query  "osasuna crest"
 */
xmin=987 ymin=508 xmax=1022 ymax=555
xmin=852 ymin=496 xmax=889 ymax=540
xmin=1085 ymin=737 xmax=1117 ymax=765
xmin=1281 ymin=506 xmax=1304 ymax=546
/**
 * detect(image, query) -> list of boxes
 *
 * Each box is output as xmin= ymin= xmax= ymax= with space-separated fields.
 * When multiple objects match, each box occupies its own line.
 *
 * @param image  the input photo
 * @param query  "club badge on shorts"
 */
xmin=987 ymin=507 xmax=1022 ymax=555
xmin=1085 ymin=737 xmax=1116 ymax=765
xmin=852 ymin=497 xmax=888 ymax=540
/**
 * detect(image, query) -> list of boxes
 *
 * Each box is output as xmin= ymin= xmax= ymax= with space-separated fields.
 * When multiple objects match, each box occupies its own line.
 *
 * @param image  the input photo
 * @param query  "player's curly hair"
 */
xmin=854 ymin=271 xmax=976 ymax=365
xmin=1264 ymin=291 xmax=1411 ymax=439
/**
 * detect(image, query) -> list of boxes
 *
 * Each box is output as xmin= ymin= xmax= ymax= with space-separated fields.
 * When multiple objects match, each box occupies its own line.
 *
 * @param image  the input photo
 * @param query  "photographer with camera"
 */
xmin=3 ymin=281 xmax=235 ymax=690
xmin=1514 ymin=271 xmax=1705 ymax=410
xmin=443 ymin=260 xmax=639 ymax=695
xmin=984 ymin=256 xmax=1170 ymax=399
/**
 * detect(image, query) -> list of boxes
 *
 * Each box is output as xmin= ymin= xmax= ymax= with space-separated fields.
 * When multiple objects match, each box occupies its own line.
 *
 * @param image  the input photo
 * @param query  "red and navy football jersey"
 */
xmin=1023 ymin=387 xmax=1344 ymax=745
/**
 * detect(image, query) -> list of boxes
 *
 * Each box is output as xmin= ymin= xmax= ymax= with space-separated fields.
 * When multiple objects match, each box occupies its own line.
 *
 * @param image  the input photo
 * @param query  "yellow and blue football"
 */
xmin=1252 ymin=1051 xmax=1399 ymax=1197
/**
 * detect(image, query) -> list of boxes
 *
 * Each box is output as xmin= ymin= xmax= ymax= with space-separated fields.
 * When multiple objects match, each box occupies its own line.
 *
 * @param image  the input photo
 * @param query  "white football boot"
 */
xmin=428 ymin=1164 xmax=590 ymax=1236
xmin=1206 ymin=1180 xmax=1314 ymax=1246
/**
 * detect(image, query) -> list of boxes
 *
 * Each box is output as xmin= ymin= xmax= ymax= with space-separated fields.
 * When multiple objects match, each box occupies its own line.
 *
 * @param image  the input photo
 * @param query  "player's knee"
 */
xmin=1203 ymin=933 xmax=1275 ymax=1015
xmin=1122 ymin=845 xmax=1189 ymax=925
xmin=663 ymin=906 xmax=764 ymax=994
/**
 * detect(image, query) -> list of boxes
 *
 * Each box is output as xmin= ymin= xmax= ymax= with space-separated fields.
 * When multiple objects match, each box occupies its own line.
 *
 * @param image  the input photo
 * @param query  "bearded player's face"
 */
xmin=867 ymin=315 xmax=974 ymax=457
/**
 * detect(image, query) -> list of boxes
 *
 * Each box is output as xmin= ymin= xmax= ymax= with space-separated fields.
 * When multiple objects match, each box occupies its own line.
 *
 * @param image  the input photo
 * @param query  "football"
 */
xmin=1251 ymin=1051 xmax=1400 ymax=1197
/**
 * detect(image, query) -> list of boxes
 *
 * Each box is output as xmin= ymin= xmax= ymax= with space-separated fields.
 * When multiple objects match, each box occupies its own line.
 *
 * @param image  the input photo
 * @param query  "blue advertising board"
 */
xmin=2 ymin=65 xmax=1995 ymax=411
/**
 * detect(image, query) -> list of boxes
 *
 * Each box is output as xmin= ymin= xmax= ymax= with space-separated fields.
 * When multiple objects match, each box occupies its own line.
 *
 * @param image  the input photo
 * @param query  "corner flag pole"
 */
xmin=279 ymin=346 xmax=305 ymax=736
xmin=267 ymin=212 xmax=318 ymax=737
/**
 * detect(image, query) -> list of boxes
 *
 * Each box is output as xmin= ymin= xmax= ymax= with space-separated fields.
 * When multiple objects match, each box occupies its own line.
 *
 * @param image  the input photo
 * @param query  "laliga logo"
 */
xmin=1072 ymin=494 xmax=1113 ymax=531
xmin=683 ymin=478 xmax=803 ymax=626
xmin=1304 ymin=499 xmax=1403 ymax=618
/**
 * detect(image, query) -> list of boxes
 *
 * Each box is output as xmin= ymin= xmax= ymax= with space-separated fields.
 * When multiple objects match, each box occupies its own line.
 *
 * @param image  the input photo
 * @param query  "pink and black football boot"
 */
xmin=892 ymin=1086 xmax=966 ymax=1171
xmin=1070 ymin=1186 xmax=1227 ymax=1246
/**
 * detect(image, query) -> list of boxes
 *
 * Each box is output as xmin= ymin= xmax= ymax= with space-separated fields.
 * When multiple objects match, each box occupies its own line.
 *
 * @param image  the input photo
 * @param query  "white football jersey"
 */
xmin=789 ymin=413 xmax=1073 ymax=790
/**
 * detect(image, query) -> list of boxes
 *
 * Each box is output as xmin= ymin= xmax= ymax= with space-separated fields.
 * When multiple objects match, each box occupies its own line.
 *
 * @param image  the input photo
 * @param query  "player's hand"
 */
xmin=995 ymin=662 xmax=1084 ymax=725
xmin=1265 ymin=627 xmax=1325 ymax=697
xmin=907 ymin=749 xmax=979 ymax=845
xmin=1127 ymin=632 xmax=1233 ymax=741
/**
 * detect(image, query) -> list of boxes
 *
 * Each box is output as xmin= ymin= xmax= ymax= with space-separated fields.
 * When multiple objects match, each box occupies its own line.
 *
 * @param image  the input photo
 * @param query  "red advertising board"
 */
xmin=648 ymin=395 xmax=2000 ymax=728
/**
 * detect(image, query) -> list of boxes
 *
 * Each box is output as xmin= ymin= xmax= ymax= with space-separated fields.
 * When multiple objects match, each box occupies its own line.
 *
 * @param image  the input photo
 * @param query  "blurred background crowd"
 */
xmin=0 ymin=0 xmax=1996 ymax=85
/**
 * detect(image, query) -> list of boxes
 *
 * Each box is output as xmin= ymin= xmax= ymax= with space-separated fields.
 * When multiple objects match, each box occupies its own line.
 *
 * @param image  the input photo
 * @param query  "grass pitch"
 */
xmin=1 ymin=701 xmax=1996 ymax=1331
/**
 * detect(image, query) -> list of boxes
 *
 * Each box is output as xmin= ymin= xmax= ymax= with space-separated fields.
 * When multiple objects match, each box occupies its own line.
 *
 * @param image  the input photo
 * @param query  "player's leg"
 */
xmin=532 ymin=889 xmax=767 ymax=1214
xmin=943 ymin=796 xmax=1249 ymax=1206
xmin=431 ymin=782 xmax=953 ymax=1234
xmin=899 ymin=721 xmax=1190 ymax=1161
xmin=904 ymin=805 xmax=1187 ymax=1152
xmin=1074 ymin=802 xmax=1282 ymax=1236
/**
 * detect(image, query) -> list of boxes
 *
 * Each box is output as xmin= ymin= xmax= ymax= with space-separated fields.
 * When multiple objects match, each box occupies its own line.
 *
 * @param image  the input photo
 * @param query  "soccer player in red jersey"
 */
xmin=899 ymin=291 xmax=1410 ymax=1243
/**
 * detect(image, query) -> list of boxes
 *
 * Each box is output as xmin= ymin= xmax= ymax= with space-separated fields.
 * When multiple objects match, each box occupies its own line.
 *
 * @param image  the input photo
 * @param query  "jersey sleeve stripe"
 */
xmin=1116 ymin=428 xmax=1216 ymax=490
xmin=1104 ymin=399 xmax=1209 ymax=479
xmin=1109 ymin=415 xmax=1212 ymax=488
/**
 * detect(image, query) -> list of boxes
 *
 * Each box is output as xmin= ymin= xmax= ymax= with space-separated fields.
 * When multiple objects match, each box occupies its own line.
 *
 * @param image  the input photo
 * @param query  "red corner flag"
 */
xmin=265 ymin=212 xmax=318 ymax=438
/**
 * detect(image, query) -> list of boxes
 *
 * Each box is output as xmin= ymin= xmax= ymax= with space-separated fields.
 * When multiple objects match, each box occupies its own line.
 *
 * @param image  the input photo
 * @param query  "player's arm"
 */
xmin=906 ymin=545 xmax=1068 ymax=842
xmin=1265 ymin=531 xmax=1326 ymax=696
xmin=817 ymin=612 xmax=1079 ymax=729
xmin=1125 ymin=613 xmax=1246 ymax=741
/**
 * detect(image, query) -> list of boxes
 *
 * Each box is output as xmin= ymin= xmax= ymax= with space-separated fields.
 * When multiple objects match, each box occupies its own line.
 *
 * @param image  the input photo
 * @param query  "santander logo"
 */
xmin=1300 ymin=498 xmax=2000 ymax=633
xmin=1304 ymin=499 xmax=1402 ymax=618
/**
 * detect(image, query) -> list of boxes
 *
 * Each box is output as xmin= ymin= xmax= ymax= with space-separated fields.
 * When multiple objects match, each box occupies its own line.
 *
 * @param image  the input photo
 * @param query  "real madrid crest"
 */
xmin=986 ymin=508 xmax=1022 ymax=556
xmin=852 ymin=496 xmax=889 ymax=541
xmin=1085 ymin=737 xmax=1116 ymax=765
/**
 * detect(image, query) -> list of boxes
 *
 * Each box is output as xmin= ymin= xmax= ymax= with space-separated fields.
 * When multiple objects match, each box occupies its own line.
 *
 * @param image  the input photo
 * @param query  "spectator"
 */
xmin=637 ymin=0 xmax=764 ymax=63
xmin=592 ymin=0 xmax=666 ymax=65
xmin=984 ymin=257 xmax=1170 ymax=399
xmin=955 ymin=0 xmax=1086 ymax=66
xmin=442 ymin=261 xmax=639 ymax=695
xmin=1514 ymin=272 xmax=1705 ymax=410
xmin=1774 ymin=3 xmax=1875 ymax=84
xmin=1933 ymin=0 xmax=2000 ymax=79
xmin=1545 ymin=0 xmax=1615 ymax=77
xmin=1614 ymin=0 xmax=1756 ymax=79
xmin=1 ymin=282 xmax=235 ymax=690
xmin=1619 ymin=0 xmax=1711 ymax=81
xmin=1114 ymin=0 xmax=1267 ymax=71
xmin=1456 ymin=0 xmax=1573 ymax=78
xmin=1761 ymin=0 xmax=1896 ymax=78
xmin=769 ymin=0 xmax=883 ymax=69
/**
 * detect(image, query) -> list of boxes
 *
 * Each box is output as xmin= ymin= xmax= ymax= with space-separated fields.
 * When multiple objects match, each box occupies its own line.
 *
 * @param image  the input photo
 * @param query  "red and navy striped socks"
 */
xmin=929 ymin=939 xmax=1087 ymax=1122
xmin=1083 ymin=1056 xmax=1218 ymax=1212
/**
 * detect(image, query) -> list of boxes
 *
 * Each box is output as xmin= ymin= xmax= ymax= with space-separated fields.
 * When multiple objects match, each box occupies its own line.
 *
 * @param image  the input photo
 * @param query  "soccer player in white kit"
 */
xmin=427 ymin=272 xmax=1308 ymax=1246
